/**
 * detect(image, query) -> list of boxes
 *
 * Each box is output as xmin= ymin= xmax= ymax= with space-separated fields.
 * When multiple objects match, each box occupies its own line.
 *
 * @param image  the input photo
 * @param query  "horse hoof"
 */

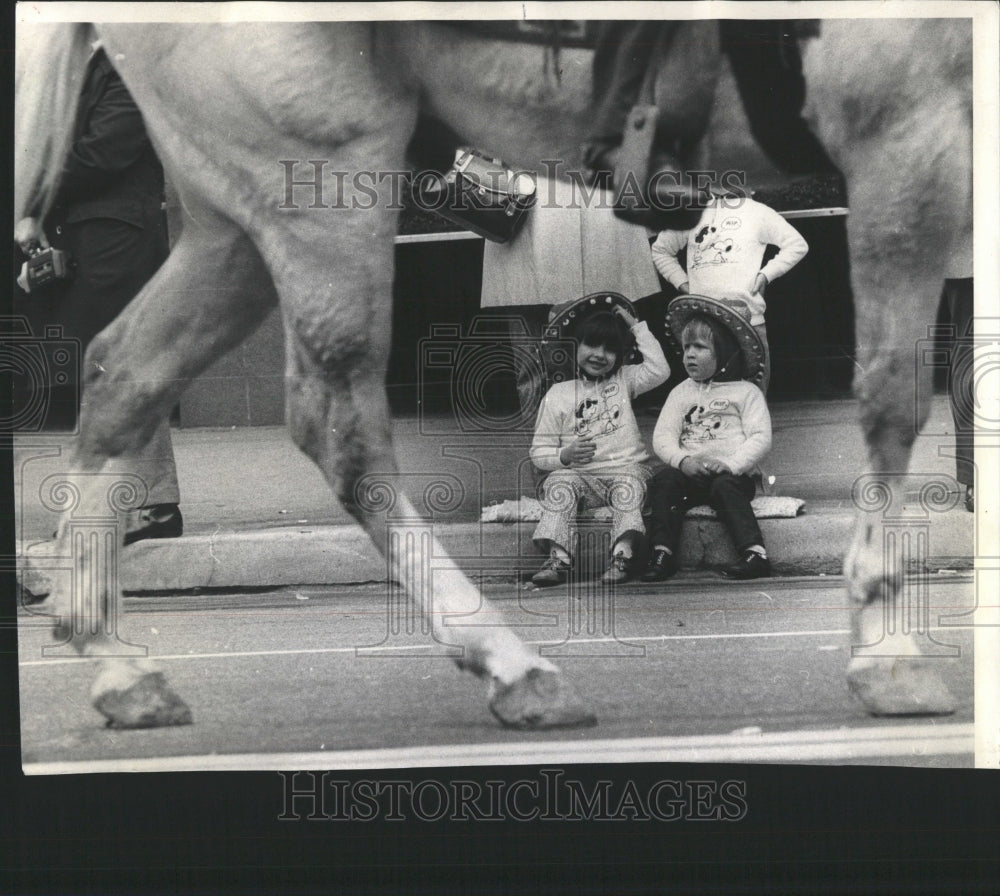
xmin=93 ymin=671 xmax=193 ymax=729
xmin=847 ymin=658 xmax=956 ymax=716
xmin=489 ymin=668 xmax=597 ymax=730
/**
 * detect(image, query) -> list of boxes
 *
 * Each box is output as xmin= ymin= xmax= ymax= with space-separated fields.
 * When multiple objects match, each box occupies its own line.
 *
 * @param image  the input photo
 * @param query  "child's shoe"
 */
xmin=722 ymin=550 xmax=772 ymax=580
xmin=600 ymin=553 xmax=634 ymax=584
xmin=640 ymin=548 xmax=677 ymax=582
xmin=532 ymin=555 xmax=571 ymax=587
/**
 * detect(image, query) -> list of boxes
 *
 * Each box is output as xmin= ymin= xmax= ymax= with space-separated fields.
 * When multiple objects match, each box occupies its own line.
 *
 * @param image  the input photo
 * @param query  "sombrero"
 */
xmin=541 ymin=292 xmax=641 ymax=364
xmin=665 ymin=294 xmax=767 ymax=388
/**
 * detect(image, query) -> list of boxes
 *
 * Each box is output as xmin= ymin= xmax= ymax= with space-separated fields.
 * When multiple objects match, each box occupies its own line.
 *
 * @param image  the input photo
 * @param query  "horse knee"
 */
xmin=284 ymin=369 xmax=395 ymax=522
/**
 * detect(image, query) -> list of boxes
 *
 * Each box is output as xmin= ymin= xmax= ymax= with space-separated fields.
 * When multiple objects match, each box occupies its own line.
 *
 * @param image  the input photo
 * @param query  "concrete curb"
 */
xmin=17 ymin=505 xmax=974 ymax=595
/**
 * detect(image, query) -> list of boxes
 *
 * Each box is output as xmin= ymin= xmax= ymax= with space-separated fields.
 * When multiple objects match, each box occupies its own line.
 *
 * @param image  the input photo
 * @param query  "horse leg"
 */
xmin=803 ymin=19 xmax=971 ymax=716
xmin=263 ymin=191 xmax=595 ymax=729
xmin=844 ymin=319 xmax=958 ymax=715
xmin=839 ymin=171 xmax=967 ymax=716
xmin=53 ymin=208 xmax=278 ymax=727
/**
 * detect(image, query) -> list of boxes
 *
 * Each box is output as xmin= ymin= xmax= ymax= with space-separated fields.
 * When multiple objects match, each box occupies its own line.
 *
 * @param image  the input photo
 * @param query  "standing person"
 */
xmin=650 ymin=190 xmax=808 ymax=393
xmin=530 ymin=298 xmax=670 ymax=586
xmin=941 ymin=278 xmax=975 ymax=512
xmin=14 ymin=42 xmax=182 ymax=545
xmin=641 ymin=296 xmax=772 ymax=582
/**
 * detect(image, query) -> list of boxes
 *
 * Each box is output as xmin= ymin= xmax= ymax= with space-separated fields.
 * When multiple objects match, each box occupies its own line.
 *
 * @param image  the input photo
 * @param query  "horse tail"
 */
xmin=14 ymin=22 xmax=93 ymax=223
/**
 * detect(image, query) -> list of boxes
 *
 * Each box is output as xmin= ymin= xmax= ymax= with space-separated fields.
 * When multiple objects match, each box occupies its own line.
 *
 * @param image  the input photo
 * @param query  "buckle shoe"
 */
xmin=531 ymin=555 xmax=571 ymax=587
xmin=722 ymin=551 xmax=772 ymax=580
xmin=600 ymin=554 xmax=634 ymax=585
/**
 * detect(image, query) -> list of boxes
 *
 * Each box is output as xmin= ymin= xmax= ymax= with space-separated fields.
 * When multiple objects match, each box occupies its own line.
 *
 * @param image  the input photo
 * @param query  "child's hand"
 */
xmin=612 ymin=305 xmax=639 ymax=329
xmin=702 ymin=458 xmax=733 ymax=475
xmin=679 ymin=456 xmax=712 ymax=480
xmin=680 ymin=456 xmax=727 ymax=479
xmin=751 ymin=272 xmax=768 ymax=296
xmin=561 ymin=437 xmax=597 ymax=466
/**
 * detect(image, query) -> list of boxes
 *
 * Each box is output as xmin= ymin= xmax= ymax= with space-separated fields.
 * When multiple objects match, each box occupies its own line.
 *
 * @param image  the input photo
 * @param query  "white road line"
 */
xmin=18 ymin=626 xmax=968 ymax=668
xmin=23 ymin=722 xmax=974 ymax=774
xmin=20 ymin=625 xmax=971 ymax=667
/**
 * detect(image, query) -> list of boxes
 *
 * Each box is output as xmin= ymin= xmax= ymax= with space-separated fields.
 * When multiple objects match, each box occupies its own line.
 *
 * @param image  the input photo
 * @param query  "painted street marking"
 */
xmin=19 ymin=624 xmax=972 ymax=667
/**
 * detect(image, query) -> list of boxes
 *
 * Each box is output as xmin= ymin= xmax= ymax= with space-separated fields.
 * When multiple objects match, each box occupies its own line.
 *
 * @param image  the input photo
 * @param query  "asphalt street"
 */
xmin=18 ymin=573 xmax=975 ymax=771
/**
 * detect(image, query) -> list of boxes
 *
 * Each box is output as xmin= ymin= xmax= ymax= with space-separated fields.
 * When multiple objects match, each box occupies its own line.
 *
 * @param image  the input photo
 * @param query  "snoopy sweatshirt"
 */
xmin=651 ymin=197 xmax=808 ymax=326
xmin=531 ymin=321 xmax=670 ymax=474
xmin=651 ymin=377 xmax=772 ymax=476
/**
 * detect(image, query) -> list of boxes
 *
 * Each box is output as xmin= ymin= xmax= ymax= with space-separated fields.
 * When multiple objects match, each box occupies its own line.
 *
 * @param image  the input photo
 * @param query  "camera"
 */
xmin=26 ymin=246 xmax=75 ymax=291
xmin=1 ymin=317 xmax=81 ymax=433
xmin=418 ymin=316 xmax=573 ymax=435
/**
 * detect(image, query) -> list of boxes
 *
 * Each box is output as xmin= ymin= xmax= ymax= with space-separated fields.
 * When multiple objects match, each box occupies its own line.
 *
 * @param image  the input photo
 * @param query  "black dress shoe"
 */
xmin=124 ymin=504 xmax=183 ymax=546
xmin=640 ymin=548 xmax=678 ymax=582
xmin=722 ymin=551 xmax=772 ymax=580
xmin=965 ymin=485 xmax=974 ymax=513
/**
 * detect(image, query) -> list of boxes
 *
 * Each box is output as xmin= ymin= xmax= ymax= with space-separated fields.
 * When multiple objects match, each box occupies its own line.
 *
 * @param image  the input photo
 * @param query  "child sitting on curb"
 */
xmin=530 ymin=298 xmax=670 ymax=586
xmin=642 ymin=296 xmax=773 ymax=582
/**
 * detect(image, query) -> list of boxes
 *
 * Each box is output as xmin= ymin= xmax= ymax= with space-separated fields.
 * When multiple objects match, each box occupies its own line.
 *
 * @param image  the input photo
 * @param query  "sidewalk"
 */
xmin=14 ymin=398 xmax=975 ymax=592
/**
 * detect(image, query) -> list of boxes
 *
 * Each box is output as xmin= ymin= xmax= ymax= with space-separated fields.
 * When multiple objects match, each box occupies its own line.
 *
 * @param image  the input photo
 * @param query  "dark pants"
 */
xmin=646 ymin=466 xmax=762 ymax=555
xmin=14 ymin=212 xmax=168 ymax=430
xmin=942 ymin=278 xmax=974 ymax=487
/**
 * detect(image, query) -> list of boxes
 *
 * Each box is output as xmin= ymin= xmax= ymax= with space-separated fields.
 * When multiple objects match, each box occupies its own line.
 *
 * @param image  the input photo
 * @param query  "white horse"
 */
xmin=15 ymin=17 xmax=971 ymax=728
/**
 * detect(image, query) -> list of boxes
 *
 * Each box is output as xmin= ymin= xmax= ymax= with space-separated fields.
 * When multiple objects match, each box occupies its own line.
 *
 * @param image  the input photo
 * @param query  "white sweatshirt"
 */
xmin=531 ymin=321 xmax=670 ymax=474
xmin=651 ymin=196 xmax=808 ymax=326
xmin=651 ymin=378 xmax=771 ymax=477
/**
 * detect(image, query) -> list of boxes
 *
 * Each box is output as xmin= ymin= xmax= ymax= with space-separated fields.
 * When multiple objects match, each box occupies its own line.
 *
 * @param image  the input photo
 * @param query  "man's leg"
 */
xmin=943 ymin=278 xmax=974 ymax=506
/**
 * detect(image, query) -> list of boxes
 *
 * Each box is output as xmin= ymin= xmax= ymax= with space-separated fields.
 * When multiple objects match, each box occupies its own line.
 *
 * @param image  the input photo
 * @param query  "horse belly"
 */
xmin=396 ymin=23 xmax=593 ymax=171
xmin=803 ymin=19 xmax=973 ymax=284
xmin=99 ymin=23 xmax=416 ymax=226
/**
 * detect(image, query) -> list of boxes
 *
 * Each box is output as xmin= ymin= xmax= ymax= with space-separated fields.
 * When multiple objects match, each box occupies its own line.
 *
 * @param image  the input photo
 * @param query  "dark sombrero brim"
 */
xmin=665 ymin=294 xmax=767 ymax=388
xmin=542 ymin=292 xmax=637 ymax=342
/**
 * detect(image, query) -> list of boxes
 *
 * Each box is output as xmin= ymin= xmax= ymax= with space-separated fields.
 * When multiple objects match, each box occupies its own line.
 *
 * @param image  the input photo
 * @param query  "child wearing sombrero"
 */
xmin=641 ymin=296 xmax=773 ymax=581
xmin=530 ymin=295 xmax=670 ymax=586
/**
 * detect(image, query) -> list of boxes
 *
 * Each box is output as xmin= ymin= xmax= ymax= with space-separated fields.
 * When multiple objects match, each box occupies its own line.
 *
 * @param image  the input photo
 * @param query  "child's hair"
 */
xmin=681 ymin=314 xmax=744 ymax=382
xmin=573 ymin=311 xmax=631 ymax=376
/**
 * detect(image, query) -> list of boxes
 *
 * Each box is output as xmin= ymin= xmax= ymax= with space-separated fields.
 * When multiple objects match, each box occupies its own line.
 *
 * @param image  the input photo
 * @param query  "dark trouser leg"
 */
xmin=706 ymin=474 xmax=761 ymax=553
xmin=645 ymin=466 xmax=705 ymax=552
xmin=719 ymin=20 xmax=841 ymax=177
xmin=943 ymin=278 xmax=974 ymax=487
